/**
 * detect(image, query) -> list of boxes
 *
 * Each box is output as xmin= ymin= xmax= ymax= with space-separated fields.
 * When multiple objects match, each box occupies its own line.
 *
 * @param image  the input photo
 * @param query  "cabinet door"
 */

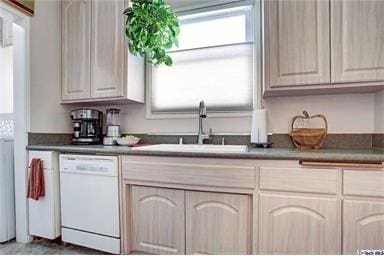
xmin=186 ymin=191 xmax=251 ymax=254
xmin=131 ymin=186 xmax=185 ymax=254
xmin=264 ymin=0 xmax=330 ymax=87
xmin=331 ymin=0 xmax=384 ymax=83
xmin=259 ymin=194 xmax=340 ymax=254
xmin=343 ymin=200 xmax=384 ymax=254
xmin=91 ymin=0 xmax=126 ymax=99
xmin=62 ymin=0 xmax=91 ymax=101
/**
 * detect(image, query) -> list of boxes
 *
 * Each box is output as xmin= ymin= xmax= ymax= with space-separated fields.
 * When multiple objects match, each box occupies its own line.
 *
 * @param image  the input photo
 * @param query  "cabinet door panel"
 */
xmin=331 ymin=0 xmax=384 ymax=83
xmin=265 ymin=0 xmax=330 ymax=87
xmin=186 ymin=191 xmax=251 ymax=254
xmin=343 ymin=200 xmax=384 ymax=254
xmin=131 ymin=186 xmax=185 ymax=254
xmin=259 ymin=194 xmax=340 ymax=254
xmin=62 ymin=0 xmax=91 ymax=101
xmin=91 ymin=0 xmax=126 ymax=99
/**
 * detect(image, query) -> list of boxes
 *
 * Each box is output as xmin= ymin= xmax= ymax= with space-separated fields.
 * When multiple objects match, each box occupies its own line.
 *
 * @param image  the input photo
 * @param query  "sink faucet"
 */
xmin=198 ymin=101 xmax=211 ymax=144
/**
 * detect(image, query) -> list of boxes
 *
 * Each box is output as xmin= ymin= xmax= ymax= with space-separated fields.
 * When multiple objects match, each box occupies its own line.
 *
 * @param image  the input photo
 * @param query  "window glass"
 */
xmin=174 ymin=6 xmax=252 ymax=51
xmin=149 ymin=3 xmax=255 ymax=115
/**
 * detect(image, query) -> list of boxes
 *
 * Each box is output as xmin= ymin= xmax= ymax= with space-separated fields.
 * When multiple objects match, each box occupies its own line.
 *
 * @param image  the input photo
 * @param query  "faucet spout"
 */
xmin=198 ymin=101 xmax=210 ymax=144
xmin=199 ymin=101 xmax=207 ymax=118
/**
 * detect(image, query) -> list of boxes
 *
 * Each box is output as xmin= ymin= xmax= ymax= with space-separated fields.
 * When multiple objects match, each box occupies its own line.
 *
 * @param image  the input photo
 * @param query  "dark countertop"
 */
xmin=26 ymin=144 xmax=384 ymax=163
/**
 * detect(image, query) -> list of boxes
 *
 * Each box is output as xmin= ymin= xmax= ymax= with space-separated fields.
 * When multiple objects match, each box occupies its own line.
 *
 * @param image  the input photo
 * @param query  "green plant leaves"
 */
xmin=124 ymin=0 xmax=180 ymax=67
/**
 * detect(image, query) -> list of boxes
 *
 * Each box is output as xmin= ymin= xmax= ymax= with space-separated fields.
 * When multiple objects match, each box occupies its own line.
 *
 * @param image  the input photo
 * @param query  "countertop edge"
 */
xmin=26 ymin=145 xmax=384 ymax=163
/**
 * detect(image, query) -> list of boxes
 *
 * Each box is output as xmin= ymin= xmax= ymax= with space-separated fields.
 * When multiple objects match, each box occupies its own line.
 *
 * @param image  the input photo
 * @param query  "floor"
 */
xmin=0 ymin=239 xmax=106 ymax=255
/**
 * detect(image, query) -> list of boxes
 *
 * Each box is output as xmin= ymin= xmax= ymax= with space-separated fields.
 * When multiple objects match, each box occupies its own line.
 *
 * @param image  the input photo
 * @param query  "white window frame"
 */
xmin=146 ymin=0 xmax=261 ymax=119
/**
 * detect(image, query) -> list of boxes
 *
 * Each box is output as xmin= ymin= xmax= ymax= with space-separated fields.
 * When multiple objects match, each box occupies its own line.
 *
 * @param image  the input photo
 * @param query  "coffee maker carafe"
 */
xmin=103 ymin=108 xmax=121 ymax=145
xmin=71 ymin=109 xmax=103 ymax=144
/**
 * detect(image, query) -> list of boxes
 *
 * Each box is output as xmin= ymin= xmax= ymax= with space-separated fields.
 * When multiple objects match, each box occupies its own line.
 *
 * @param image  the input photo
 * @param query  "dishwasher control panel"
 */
xmin=60 ymin=155 xmax=118 ymax=176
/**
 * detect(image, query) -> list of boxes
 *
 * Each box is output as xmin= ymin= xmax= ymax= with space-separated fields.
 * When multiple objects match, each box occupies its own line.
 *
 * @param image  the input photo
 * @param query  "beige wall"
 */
xmin=30 ymin=0 xmax=72 ymax=133
xmin=28 ymin=1 xmax=381 ymax=135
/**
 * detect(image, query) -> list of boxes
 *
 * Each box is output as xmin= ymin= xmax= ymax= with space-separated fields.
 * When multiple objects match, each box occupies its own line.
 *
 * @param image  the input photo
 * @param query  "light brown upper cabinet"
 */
xmin=62 ymin=0 xmax=91 ymax=101
xmin=263 ymin=0 xmax=384 ymax=97
xmin=331 ymin=0 xmax=384 ymax=83
xmin=61 ymin=0 xmax=144 ymax=104
xmin=264 ymin=0 xmax=330 ymax=87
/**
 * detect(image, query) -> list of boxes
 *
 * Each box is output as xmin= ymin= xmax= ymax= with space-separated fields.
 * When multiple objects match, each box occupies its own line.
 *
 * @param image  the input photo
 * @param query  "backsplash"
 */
xmin=0 ymin=119 xmax=14 ymax=136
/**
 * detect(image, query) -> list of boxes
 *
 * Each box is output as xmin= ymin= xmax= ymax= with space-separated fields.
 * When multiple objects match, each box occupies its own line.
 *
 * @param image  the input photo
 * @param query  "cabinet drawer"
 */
xmin=343 ymin=169 xmax=384 ymax=197
xmin=259 ymin=167 xmax=338 ymax=194
xmin=122 ymin=156 xmax=256 ymax=190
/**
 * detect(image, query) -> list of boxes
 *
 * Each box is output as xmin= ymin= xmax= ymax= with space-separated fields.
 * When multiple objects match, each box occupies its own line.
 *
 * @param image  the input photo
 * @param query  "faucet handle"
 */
xmin=203 ymin=128 xmax=213 ymax=144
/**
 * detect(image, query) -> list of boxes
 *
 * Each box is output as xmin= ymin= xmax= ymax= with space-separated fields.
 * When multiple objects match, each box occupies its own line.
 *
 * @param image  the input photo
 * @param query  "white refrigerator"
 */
xmin=0 ymin=137 xmax=15 ymax=243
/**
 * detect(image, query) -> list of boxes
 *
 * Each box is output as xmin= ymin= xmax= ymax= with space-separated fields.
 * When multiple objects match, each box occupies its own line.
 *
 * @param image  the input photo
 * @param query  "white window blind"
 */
xmin=149 ymin=2 xmax=255 ymax=115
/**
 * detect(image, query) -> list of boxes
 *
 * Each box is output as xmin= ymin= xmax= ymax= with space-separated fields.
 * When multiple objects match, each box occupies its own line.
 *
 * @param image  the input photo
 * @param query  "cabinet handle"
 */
xmin=299 ymin=161 xmax=383 ymax=169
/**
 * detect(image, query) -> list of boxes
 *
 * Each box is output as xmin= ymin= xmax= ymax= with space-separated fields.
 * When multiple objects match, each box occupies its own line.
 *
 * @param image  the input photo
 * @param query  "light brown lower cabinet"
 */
xmin=258 ymin=193 xmax=340 ymax=254
xmin=186 ymin=191 xmax=251 ymax=254
xmin=343 ymin=200 xmax=384 ymax=254
xmin=131 ymin=186 xmax=185 ymax=254
xmin=123 ymin=156 xmax=384 ymax=255
xmin=130 ymin=186 xmax=251 ymax=255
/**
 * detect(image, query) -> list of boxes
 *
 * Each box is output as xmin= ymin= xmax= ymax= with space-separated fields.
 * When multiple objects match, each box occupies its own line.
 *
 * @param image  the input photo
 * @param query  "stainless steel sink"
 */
xmin=132 ymin=144 xmax=248 ymax=153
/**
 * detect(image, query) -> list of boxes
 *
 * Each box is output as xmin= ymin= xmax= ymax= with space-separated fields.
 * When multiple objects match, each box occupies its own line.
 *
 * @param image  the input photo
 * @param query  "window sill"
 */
xmin=146 ymin=110 xmax=252 ymax=120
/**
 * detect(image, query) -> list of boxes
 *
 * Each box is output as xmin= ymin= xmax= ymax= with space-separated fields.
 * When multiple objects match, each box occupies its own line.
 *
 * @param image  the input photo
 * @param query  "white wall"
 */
xmin=117 ymin=93 xmax=376 ymax=134
xmin=0 ymin=45 xmax=13 ymax=113
xmin=29 ymin=0 xmax=72 ymax=133
xmin=264 ymin=93 xmax=376 ymax=134
xmin=374 ymin=90 xmax=384 ymax=134
xmin=28 ymin=1 xmax=380 ymax=135
xmin=30 ymin=83 xmax=377 ymax=135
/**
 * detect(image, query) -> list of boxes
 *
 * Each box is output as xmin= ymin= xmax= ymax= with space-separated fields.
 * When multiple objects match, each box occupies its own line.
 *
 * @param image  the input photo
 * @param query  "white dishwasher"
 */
xmin=59 ymin=154 xmax=120 ymax=254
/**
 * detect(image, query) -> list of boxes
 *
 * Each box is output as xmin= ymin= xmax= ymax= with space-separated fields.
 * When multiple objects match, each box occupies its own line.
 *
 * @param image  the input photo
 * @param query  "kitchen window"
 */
xmin=147 ymin=0 xmax=256 ymax=118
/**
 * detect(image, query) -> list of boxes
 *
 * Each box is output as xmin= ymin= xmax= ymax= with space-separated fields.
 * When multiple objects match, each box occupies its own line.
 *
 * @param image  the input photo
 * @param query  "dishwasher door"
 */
xmin=59 ymin=155 xmax=119 ymax=238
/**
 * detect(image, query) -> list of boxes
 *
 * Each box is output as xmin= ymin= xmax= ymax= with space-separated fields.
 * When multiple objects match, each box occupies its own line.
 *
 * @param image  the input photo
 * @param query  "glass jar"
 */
xmin=106 ymin=108 xmax=121 ymax=126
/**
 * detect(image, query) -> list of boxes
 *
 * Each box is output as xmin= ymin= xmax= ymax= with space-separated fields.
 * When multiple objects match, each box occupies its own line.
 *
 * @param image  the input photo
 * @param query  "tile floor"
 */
xmin=0 ymin=239 xmax=106 ymax=255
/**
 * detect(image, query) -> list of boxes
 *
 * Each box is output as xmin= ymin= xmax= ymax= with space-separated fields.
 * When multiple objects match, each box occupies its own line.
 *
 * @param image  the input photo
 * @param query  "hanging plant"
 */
xmin=124 ymin=0 xmax=180 ymax=67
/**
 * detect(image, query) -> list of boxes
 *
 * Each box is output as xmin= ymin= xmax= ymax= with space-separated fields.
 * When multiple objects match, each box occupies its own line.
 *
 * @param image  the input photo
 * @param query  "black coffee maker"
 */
xmin=71 ymin=109 xmax=103 ymax=144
